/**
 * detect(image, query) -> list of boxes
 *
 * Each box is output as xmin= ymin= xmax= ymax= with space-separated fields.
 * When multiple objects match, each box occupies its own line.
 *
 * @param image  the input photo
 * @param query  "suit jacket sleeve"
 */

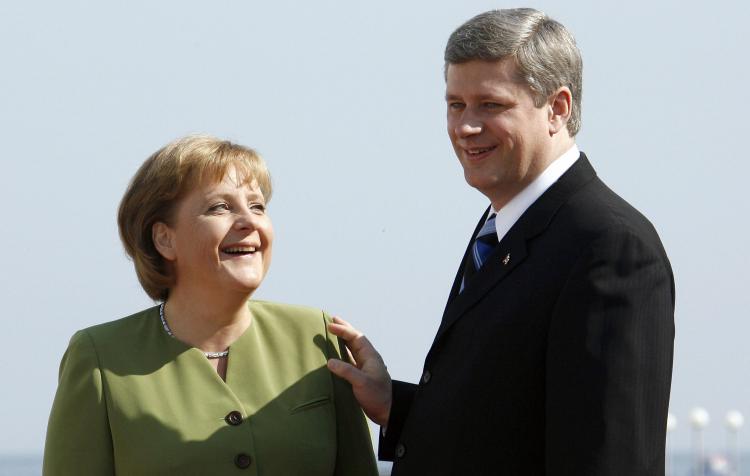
xmin=378 ymin=380 xmax=417 ymax=461
xmin=324 ymin=314 xmax=379 ymax=476
xmin=545 ymin=225 xmax=675 ymax=475
xmin=43 ymin=331 xmax=114 ymax=476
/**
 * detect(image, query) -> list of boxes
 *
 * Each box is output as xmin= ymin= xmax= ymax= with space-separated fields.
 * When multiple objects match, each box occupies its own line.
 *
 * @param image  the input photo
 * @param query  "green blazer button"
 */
xmin=234 ymin=453 xmax=252 ymax=469
xmin=225 ymin=411 xmax=243 ymax=426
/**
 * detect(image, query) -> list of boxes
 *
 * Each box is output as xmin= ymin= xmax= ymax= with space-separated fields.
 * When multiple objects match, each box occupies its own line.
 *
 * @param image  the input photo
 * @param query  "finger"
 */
xmin=328 ymin=316 xmax=359 ymax=338
xmin=327 ymin=317 xmax=378 ymax=361
xmin=327 ymin=321 xmax=363 ymax=343
xmin=331 ymin=315 xmax=352 ymax=327
xmin=332 ymin=329 xmax=376 ymax=359
xmin=343 ymin=345 xmax=358 ymax=368
xmin=327 ymin=358 xmax=366 ymax=387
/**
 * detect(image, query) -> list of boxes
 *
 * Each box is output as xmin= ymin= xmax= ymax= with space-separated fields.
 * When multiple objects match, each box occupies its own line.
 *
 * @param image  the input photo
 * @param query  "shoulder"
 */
xmin=250 ymin=300 xmax=326 ymax=318
xmin=546 ymin=176 xmax=674 ymax=290
xmin=568 ymin=177 xmax=652 ymax=229
xmin=249 ymin=300 xmax=330 ymax=334
xmin=56 ymin=308 xmax=157 ymax=380
xmin=555 ymin=176 xmax=667 ymax=256
xmin=249 ymin=300 xmax=342 ymax=360
xmin=77 ymin=306 xmax=160 ymax=345
xmin=250 ymin=300 xmax=328 ymax=322
xmin=62 ymin=307 xmax=163 ymax=368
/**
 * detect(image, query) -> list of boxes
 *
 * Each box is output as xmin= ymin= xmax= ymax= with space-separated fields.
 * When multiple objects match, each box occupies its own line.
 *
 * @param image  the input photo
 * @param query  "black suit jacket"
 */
xmin=380 ymin=154 xmax=675 ymax=475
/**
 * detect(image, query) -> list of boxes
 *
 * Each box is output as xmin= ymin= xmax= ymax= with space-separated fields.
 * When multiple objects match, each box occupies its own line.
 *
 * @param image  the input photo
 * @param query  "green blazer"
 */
xmin=43 ymin=300 xmax=378 ymax=476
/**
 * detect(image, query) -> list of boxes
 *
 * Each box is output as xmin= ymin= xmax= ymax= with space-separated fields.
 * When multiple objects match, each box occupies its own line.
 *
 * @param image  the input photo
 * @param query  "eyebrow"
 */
xmin=204 ymin=190 xmax=265 ymax=202
xmin=445 ymin=92 xmax=513 ymax=102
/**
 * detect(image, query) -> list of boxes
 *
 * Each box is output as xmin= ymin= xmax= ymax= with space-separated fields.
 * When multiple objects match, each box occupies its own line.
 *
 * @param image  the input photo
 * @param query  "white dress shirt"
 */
xmin=488 ymin=145 xmax=580 ymax=242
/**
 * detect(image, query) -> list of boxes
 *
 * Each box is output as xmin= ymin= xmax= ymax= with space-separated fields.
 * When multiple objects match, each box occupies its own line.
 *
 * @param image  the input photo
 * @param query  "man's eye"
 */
xmin=482 ymin=102 xmax=503 ymax=109
xmin=448 ymin=102 xmax=465 ymax=110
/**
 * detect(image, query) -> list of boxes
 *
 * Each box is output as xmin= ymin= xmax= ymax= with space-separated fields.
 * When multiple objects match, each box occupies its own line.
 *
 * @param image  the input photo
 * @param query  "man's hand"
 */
xmin=327 ymin=316 xmax=392 ymax=426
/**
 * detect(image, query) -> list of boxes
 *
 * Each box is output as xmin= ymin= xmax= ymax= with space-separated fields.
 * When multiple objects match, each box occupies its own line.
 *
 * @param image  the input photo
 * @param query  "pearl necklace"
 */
xmin=159 ymin=303 xmax=229 ymax=359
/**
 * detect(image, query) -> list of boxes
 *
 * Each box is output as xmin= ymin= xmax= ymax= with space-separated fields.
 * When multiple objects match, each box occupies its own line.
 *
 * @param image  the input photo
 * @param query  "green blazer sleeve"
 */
xmin=324 ymin=313 xmax=379 ymax=476
xmin=43 ymin=330 xmax=114 ymax=476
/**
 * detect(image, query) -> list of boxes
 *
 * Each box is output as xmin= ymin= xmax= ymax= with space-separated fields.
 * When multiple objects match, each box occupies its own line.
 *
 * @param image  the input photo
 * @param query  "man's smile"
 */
xmin=462 ymin=145 xmax=498 ymax=161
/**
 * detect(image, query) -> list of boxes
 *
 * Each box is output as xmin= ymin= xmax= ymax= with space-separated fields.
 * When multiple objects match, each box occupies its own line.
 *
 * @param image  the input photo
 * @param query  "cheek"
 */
xmin=181 ymin=240 xmax=216 ymax=267
xmin=260 ymin=223 xmax=274 ymax=271
xmin=182 ymin=223 xmax=222 ymax=259
xmin=446 ymin=120 xmax=458 ymax=141
xmin=263 ymin=222 xmax=275 ymax=247
xmin=485 ymin=118 xmax=512 ymax=138
xmin=447 ymin=131 xmax=461 ymax=153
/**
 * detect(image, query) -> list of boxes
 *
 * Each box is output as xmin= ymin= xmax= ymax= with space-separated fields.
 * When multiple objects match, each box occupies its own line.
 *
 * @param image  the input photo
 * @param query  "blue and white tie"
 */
xmin=461 ymin=213 xmax=498 ymax=292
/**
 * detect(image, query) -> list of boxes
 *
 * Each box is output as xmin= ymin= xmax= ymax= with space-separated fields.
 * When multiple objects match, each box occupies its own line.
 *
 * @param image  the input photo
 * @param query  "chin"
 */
xmin=222 ymin=275 xmax=263 ymax=295
xmin=239 ymin=279 xmax=263 ymax=293
xmin=225 ymin=285 xmax=261 ymax=299
xmin=463 ymin=171 xmax=495 ymax=192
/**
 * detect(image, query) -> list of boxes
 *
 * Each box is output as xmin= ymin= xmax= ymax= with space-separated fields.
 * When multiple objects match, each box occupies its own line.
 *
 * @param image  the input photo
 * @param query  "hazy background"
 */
xmin=1 ymin=0 xmax=748 ymax=457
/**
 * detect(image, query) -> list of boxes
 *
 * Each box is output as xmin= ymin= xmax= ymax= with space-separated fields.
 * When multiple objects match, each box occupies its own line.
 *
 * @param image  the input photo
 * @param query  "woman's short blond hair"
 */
xmin=118 ymin=135 xmax=272 ymax=301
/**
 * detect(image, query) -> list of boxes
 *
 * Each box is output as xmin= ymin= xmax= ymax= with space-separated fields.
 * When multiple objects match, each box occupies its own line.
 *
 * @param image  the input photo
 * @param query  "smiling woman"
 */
xmin=117 ymin=136 xmax=273 ymax=303
xmin=42 ymin=135 xmax=378 ymax=476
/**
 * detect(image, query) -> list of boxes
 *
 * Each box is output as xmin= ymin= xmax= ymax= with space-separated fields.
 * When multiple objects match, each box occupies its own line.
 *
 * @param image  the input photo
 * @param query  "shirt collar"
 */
xmin=489 ymin=144 xmax=580 ymax=242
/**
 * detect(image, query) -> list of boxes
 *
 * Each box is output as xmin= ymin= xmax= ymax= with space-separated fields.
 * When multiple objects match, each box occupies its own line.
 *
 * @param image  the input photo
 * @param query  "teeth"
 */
xmin=223 ymin=247 xmax=256 ymax=254
xmin=469 ymin=146 xmax=494 ymax=155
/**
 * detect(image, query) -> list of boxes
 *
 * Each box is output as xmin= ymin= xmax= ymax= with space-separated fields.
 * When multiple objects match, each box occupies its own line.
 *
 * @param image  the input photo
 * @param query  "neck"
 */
xmin=163 ymin=285 xmax=253 ymax=353
xmin=490 ymin=135 xmax=575 ymax=211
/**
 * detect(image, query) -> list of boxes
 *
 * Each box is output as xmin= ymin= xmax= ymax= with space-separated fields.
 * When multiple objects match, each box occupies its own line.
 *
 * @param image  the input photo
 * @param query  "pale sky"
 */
xmin=1 ymin=0 xmax=749 ymax=455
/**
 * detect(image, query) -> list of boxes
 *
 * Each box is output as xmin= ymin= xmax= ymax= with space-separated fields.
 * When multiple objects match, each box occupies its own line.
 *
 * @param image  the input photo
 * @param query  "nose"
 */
xmin=452 ymin=111 xmax=482 ymax=139
xmin=234 ymin=206 xmax=260 ymax=231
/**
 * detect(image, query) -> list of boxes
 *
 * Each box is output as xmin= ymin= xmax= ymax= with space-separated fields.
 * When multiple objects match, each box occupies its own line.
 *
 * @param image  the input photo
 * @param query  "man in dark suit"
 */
xmin=327 ymin=8 xmax=674 ymax=475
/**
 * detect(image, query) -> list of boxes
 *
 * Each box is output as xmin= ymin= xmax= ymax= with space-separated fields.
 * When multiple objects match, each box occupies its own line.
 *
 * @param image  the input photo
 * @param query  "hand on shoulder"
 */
xmin=326 ymin=316 xmax=392 ymax=426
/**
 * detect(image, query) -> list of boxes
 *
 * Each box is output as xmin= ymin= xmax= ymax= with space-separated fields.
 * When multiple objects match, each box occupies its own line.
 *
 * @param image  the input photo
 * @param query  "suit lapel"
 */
xmin=445 ymin=207 xmax=491 ymax=308
xmin=436 ymin=232 xmax=527 ymax=340
xmin=434 ymin=154 xmax=598 ymax=343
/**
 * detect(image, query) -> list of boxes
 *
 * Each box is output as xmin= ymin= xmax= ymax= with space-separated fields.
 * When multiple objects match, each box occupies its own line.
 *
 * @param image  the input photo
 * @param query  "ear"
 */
xmin=548 ymin=86 xmax=572 ymax=136
xmin=152 ymin=222 xmax=177 ymax=261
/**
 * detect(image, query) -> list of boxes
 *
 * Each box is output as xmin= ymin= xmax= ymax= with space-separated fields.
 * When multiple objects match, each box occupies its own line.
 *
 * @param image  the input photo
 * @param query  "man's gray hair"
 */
xmin=445 ymin=8 xmax=583 ymax=136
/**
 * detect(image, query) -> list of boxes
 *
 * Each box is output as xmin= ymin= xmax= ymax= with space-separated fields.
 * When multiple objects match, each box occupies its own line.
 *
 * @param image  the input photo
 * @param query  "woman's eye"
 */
xmin=209 ymin=203 xmax=230 ymax=212
xmin=250 ymin=203 xmax=266 ymax=214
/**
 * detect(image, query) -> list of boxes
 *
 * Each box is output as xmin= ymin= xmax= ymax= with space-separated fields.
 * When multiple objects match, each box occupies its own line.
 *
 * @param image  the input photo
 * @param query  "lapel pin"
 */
xmin=502 ymin=253 xmax=511 ymax=266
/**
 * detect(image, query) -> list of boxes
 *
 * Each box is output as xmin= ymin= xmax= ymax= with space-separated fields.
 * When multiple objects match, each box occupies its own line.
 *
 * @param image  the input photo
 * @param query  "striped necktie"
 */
xmin=461 ymin=213 xmax=498 ymax=292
